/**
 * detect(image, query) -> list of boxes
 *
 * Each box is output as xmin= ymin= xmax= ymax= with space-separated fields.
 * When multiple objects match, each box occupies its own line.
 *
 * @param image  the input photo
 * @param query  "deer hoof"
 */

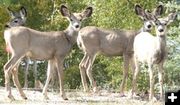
xmin=43 ymin=96 xmax=50 ymax=100
xmin=119 ymin=93 xmax=126 ymax=97
xmin=61 ymin=96 xmax=68 ymax=100
xmin=61 ymin=94 xmax=68 ymax=100
xmin=23 ymin=97 xmax=28 ymax=100
xmin=21 ymin=94 xmax=28 ymax=100
xmin=63 ymin=97 xmax=68 ymax=100
xmin=7 ymin=95 xmax=15 ymax=101
xmin=132 ymin=94 xmax=141 ymax=100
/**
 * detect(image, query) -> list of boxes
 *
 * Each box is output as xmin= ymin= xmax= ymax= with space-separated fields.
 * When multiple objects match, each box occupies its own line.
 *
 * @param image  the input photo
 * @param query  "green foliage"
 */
xmin=164 ymin=1 xmax=180 ymax=87
xmin=0 ymin=0 xmax=178 ymax=94
xmin=64 ymin=65 xmax=81 ymax=89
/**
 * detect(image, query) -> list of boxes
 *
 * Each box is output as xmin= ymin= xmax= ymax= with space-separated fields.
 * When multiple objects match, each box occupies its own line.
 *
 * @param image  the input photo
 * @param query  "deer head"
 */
xmin=135 ymin=4 xmax=164 ymax=32
xmin=5 ymin=6 xmax=27 ymax=28
xmin=60 ymin=5 xmax=93 ymax=31
xmin=152 ymin=11 xmax=177 ymax=36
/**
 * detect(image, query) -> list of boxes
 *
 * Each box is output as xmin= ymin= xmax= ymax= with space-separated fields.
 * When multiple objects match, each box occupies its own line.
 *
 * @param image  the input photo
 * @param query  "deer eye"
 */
xmin=70 ymin=19 xmax=73 ymax=21
xmin=164 ymin=23 xmax=167 ymax=25
xmin=14 ymin=20 xmax=18 ymax=23
xmin=79 ymin=19 xmax=82 ymax=21
xmin=155 ymin=22 xmax=158 ymax=25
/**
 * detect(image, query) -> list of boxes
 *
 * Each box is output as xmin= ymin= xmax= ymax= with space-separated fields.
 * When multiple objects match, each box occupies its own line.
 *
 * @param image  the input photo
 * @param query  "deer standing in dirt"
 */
xmin=3 ymin=4 xmax=93 ymax=100
xmin=77 ymin=4 xmax=163 ymax=96
xmin=5 ymin=6 xmax=40 ymax=89
xmin=132 ymin=11 xmax=177 ymax=100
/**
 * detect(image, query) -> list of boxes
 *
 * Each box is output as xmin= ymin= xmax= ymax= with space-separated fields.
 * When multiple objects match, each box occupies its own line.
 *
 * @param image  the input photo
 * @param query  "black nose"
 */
xmin=147 ymin=25 xmax=151 ymax=28
xmin=75 ymin=25 xmax=79 ymax=28
xmin=159 ymin=29 xmax=164 ymax=32
xmin=5 ymin=24 xmax=10 ymax=28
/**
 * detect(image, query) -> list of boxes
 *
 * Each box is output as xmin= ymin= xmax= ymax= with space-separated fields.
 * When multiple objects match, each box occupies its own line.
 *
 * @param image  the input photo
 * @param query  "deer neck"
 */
xmin=64 ymin=25 xmax=79 ymax=45
xmin=156 ymin=34 xmax=166 ymax=52
xmin=154 ymin=33 xmax=167 ymax=64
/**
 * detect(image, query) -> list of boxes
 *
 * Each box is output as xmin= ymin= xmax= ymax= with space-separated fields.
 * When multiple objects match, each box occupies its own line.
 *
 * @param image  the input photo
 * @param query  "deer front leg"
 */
xmin=56 ymin=58 xmax=68 ymax=100
xmin=12 ymin=64 xmax=27 ymax=100
xmin=4 ymin=54 xmax=22 ymax=101
xmin=86 ymin=54 xmax=97 ymax=93
xmin=4 ymin=68 xmax=13 ymax=100
xmin=131 ymin=55 xmax=140 ymax=98
xmin=79 ymin=53 xmax=89 ymax=92
xmin=158 ymin=62 xmax=164 ymax=101
xmin=148 ymin=63 xmax=155 ymax=100
xmin=42 ymin=60 xmax=54 ymax=100
xmin=33 ymin=61 xmax=39 ymax=89
xmin=120 ymin=54 xmax=129 ymax=97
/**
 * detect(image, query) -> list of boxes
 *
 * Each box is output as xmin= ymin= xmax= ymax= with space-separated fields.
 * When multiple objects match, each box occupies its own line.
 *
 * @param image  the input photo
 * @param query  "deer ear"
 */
xmin=81 ymin=6 xmax=93 ymax=19
xmin=135 ymin=4 xmax=144 ymax=16
xmin=20 ymin=6 xmax=27 ymax=18
xmin=7 ymin=7 xmax=15 ymax=18
xmin=167 ymin=12 xmax=177 ymax=24
xmin=60 ymin=5 xmax=70 ymax=17
xmin=153 ymin=4 xmax=163 ymax=17
xmin=135 ymin=4 xmax=146 ymax=20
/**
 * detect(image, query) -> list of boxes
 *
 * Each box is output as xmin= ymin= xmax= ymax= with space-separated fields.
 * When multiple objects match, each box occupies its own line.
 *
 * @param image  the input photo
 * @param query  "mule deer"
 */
xmin=132 ymin=11 xmax=177 ymax=100
xmin=77 ymin=4 xmax=163 ymax=96
xmin=3 ymin=4 xmax=93 ymax=100
xmin=5 ymin=6 xmax=40 ymax=89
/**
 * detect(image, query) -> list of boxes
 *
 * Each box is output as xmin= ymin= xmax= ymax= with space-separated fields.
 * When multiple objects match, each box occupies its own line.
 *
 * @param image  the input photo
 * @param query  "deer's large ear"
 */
xmin=153 ymin=4 xmax=163 ymax=17
xmin=20 ymin=6 xmax=27 ymax=18
xmin=167 ymin=12 xmax=177 ymax=24
xmin=135 ymin=4 xmax=147 ymax=20
xmin=60 ymin=5 xmax=70 ymax=17
xmin=7 ymin=7 xmax=15 ymax=18
xmin=81 ymin=6 xmax=93 ymax=19
xmin=135 ymin=4 xmax=145 ymax=16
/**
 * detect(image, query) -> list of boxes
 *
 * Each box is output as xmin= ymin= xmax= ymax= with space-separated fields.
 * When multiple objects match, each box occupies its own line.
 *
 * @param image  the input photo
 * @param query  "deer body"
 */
xmin=78 ymin=26 xmax=144 ymax=94
xmin=4 ymin=27 xmax=73 ymax=60
xmin=134 ymin=32 xmax=166 ymax=64
xmin=78 ymin=26 xmax=138 ymax=56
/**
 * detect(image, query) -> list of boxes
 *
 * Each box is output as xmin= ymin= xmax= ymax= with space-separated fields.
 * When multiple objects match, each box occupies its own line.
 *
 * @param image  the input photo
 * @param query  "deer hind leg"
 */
xmin=158 ymin=62 xmax=164 ymax=101
xmin=42 ymin=60 xmax=54 ymax=100
xmin=12 ymin=63 xmax=27 ymax=100
xmin=120 ymin=54 xmax=130 ymax=97
xmin=24 ymin=58 xmax=30 ymax=88
xmin=79 ymin=53 xmax=89 ymax=92
xmin=131 ymin=55 xmax=140 ymax=98
xmin=33 ymin=61 xmax=39 ymax=89
xmin=55 ymin=57 xmax=68 ymax=100
xmin=86 ymin=54 xmax=97 ymax=93
xmin=130 ymin=56 xmax=135 ymax=77
xmin=4 ymin=54 xmax=23 ymax=100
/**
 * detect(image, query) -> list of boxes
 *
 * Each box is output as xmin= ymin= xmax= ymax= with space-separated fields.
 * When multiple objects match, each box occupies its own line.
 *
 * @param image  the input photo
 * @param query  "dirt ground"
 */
xmin=0 ymin=87 xmax=164 ymax=105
